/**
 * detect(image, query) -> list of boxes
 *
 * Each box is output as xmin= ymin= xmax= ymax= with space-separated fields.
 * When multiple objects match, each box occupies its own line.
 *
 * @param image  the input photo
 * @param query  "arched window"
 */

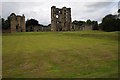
xmin=56 ymin=15 xmax=59 ymax=18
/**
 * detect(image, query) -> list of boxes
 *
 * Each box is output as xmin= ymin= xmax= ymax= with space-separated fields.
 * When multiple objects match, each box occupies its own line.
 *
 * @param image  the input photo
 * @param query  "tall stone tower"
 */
xmin=51 ymin=6 xmax=72 ymax=31
xmin=8 ymin=13 xmax=26 ymax=32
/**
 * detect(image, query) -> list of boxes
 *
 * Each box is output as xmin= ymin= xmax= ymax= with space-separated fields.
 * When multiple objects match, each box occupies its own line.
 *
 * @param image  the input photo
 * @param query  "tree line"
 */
xmin=99 ymin=14 xmax=120 ymax=31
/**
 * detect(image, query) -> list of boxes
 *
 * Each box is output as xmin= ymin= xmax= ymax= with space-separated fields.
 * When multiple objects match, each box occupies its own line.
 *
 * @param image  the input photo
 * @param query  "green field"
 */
xmin=2 ymin=31 xmax=119 ymax=78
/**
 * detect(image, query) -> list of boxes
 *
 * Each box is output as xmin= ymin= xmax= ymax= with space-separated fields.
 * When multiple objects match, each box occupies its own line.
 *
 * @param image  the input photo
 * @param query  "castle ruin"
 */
xmin=51 ymin=6 xmax=72 ymax=31
xmin=8 ymin=13 xmax=26 ymax=32
xmin=2 ymin=6 xmax=94 ymax=33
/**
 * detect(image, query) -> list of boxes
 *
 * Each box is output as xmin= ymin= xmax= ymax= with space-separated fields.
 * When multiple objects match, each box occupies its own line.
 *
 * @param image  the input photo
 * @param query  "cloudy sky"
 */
xmin=1 ymin=0 xmax=120 ymax=25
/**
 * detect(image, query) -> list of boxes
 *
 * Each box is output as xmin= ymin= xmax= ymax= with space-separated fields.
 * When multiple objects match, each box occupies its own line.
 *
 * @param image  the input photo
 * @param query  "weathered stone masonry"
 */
xmin=8 ymin=13 xmax=25 ymax=32
xmin=51 ymin=6 xmax=72 ymax=31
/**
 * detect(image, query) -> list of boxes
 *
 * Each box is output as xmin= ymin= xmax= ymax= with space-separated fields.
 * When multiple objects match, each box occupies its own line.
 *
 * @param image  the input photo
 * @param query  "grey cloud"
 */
xmin=2 ymin=2 xmax=21 ymax=18
xmin=86 ymin=2 xmax=113 ymax=8
xmin=2 ymin=0 xmax=118 ymax=2
xmin=117 ymin=2 xmax=120 ymax=15
xmin=85 ymin=2 xmax=114 ymax=12
xmin=0 ymin=2 xmax=2 ymax=16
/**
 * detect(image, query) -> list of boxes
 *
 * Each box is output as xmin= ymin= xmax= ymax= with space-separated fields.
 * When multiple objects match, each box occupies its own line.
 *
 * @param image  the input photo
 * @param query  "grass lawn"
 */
xmin=2 ymin=31 xmax=119 ymax=78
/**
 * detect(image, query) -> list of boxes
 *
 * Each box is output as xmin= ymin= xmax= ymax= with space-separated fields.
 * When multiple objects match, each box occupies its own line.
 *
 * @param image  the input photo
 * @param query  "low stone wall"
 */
xmin=2 ymin=29 xmax=11 ymax=33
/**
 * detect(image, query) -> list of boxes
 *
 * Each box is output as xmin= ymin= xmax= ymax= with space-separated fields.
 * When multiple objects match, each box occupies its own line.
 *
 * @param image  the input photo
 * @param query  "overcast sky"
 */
xmin=1 ymin=0 xmax=120 ymax=25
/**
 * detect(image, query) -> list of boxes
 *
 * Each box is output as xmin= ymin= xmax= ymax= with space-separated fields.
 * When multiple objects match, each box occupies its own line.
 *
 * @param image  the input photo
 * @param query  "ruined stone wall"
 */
xmin=9 ymin=14 xmax=16 ymax=32
xmin=72 ymin=23 xmax=93 ymax=31
xmin=9 ymin=13 xmax=25 ymax=32
xmin=51 ymin=6 xmax=57 ymax=31
xmin=20 ymin=15 xmax=25 ymax=32
xmin=72 ymin=24 xmax=84 ymax=31
xmin=51 ymin=6 xmax=72 ymax=31
xmin=84 ymin=24 xmax=93 ymax=30
xmin=26 ymin=25 xmax=51 ymax=32
xmin=33 ymin=26 xmax=42 ymax=32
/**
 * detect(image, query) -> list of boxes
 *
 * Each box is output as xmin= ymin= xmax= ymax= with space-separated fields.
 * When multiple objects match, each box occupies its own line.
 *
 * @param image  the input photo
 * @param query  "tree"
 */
xmin=2 ymin=18 xmax=5 ymax=27
xmin=92 ymin=21 xmax=99 ymax=30
xmin=78 ymin=21 xmax=85 ymax=26
xmin=100 ymin=14 xmax=120 ymax=31
xmin=72 ymin=20 xmax=85 ymax=26
xmin=118 ymin=9 xmax=120 ymax=19
xmin=26 ymin=19 xmax=39 ymax=27
xmin=2 ymin=18 xmax=10 ymax=29
xmin=86 ymin=19 xmax=92 ymax=25
xmin=118 ymin=9 xmax=120 ymax=13
xmin=26 ymin=19 xmax=40 ymax=32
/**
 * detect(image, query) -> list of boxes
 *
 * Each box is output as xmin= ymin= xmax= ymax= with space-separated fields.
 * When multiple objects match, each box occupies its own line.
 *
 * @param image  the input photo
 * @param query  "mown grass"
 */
xmin=2 ymin=31 xmax=118 ymax=78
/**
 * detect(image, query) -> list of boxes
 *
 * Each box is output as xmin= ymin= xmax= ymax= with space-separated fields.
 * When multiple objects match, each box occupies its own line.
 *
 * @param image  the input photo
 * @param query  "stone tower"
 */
xmin=8 ymin=13 xmax=26 ymax=32
xmin=51 ymin=6 xmax=72 ymax=31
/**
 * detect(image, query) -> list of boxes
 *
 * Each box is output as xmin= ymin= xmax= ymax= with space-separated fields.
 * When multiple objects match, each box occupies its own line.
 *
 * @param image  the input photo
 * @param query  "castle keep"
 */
xmin=51 ymin=6 xmax=72 ymax=31
xmin=8 ymin=13 xmax=25 ymax=32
